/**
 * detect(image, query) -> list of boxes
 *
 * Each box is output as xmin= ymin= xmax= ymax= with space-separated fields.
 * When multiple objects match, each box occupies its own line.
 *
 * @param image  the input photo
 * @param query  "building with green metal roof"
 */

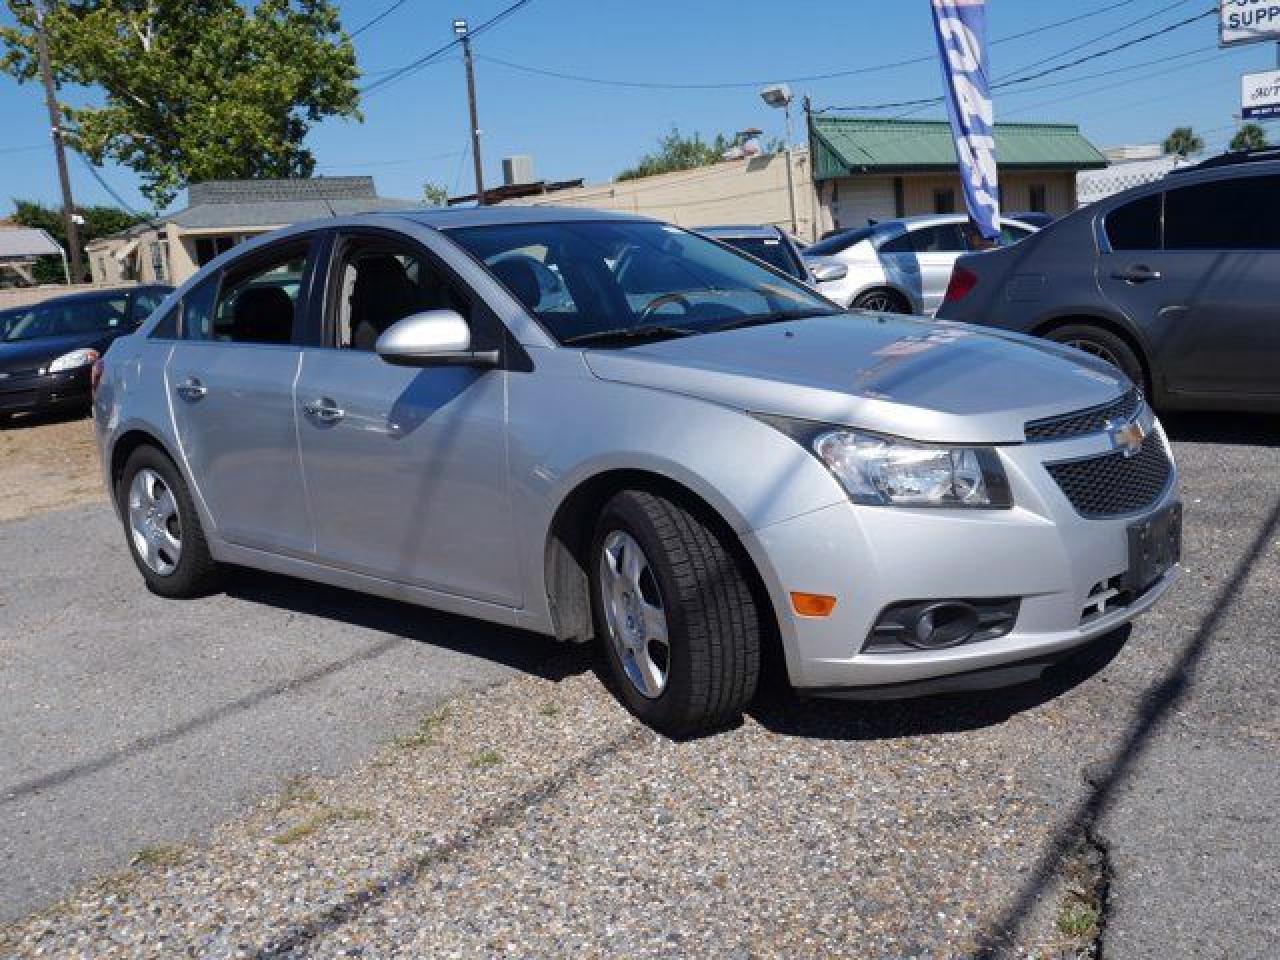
xmin=809 ymin=117 xmax=1106 ymax=233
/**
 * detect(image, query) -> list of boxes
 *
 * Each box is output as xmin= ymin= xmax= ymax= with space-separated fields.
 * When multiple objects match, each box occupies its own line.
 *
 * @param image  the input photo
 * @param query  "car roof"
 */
xmin=694 ymin=224 xmax=783 ymax=239
xmin=390 ymin=205 xmax=655 ymax=230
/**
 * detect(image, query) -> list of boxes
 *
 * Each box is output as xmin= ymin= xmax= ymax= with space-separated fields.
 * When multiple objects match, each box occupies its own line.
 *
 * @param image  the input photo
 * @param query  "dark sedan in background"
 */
xmin=938 ymin=152 xmax=1280 ymax=412
xmin=0 ymin=285 xmax=171 ymax=423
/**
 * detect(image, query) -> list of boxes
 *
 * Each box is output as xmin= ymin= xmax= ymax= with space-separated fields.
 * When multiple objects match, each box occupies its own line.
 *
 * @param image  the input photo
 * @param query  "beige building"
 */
xmin=86 ymin=177 xmax=418 ymax=286
xmin=499 ymin=149 xmax=819 ymax=239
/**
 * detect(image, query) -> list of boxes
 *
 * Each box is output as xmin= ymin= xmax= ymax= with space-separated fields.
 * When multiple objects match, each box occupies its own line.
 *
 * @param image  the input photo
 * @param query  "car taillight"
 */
xmin=90 ymin=356 xmax=105 ymax=397
xmin=944 ymin=265 xmax=978 ymax=303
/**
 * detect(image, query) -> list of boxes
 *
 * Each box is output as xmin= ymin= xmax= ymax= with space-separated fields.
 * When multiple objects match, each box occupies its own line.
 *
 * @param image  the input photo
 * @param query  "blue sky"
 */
xmin=1 ymin=0 xmax=1276 ymax=216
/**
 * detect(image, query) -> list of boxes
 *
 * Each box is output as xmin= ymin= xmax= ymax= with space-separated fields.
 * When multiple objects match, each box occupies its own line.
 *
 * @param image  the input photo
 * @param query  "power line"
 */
xmin=72 ymin=151 xmax=146 ymax=216
xmin=348 ymin=0 xmax=410 ymax=38
xmin=359 ymin=0 xmax=535 ymax=97
xmin=819 ymin=7 xmax=1216 ymax=113
xmin=474 ymin=0 xmax=1176 ymax=92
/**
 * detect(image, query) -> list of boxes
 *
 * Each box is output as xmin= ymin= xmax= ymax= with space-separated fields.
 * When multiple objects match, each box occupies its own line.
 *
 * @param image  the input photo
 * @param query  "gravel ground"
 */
xmin=0 ymin=413 xmax=103 ymax=523
xmin=0 ymin=412 xmax=1276 ymax=958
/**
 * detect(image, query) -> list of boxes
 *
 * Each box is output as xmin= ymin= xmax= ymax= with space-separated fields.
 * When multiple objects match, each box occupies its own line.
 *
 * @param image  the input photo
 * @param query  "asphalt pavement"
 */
xmin=0 ymin=505 xmax=558 ymax=924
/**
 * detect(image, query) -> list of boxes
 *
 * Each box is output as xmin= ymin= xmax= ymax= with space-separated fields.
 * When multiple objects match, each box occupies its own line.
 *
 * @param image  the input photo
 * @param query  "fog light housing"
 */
xmin=864 ymin=597 xmax=1020 ymax=653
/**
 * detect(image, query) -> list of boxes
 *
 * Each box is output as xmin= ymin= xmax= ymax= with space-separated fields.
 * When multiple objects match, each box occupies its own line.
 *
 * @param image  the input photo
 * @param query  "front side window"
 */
xmin=1164 ymin=175 xmax=1280 ymax=251
xmin=1105 ymin=193 xmax=1162 ymax=251
xmin=448 ymin=220 xmax=841 ymax=346
xmin=1 ymin=296 xmax=128 ymax=342
xmin=332 ymin=239 xmax=468 ymax=351
xmin=910 ymin=223 xmax=968 ymax=253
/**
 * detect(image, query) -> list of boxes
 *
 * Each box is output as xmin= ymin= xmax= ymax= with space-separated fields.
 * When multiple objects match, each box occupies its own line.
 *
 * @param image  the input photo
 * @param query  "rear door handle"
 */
xmin=1112 ymin=265 xmax=1162 ymax=283
xmin=174 ymin=377 xmax=207 ymax=402
xmin=303 ymin=398 xmax=345 ymax=424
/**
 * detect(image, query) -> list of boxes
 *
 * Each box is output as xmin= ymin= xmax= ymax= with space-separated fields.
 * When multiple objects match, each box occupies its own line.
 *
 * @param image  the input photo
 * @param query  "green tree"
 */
xmin=1229 ymin=123 xmax=1269 ymax=152
xmin=616 ymin=127 xmax=734 ymax=181
xmin=1162 ymin=126 xmax=1204 ymax=157
xmin=1 ymin=0 xmax=361 ymax=209
xmin=422 ymin=181 xmax=449 ymax=206
xmin=10 ymin=198 xmax=149 ymax=283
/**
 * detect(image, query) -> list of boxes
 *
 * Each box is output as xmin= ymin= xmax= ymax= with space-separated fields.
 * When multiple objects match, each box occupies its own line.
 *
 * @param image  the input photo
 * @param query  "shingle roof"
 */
xmin=811 ymin=117 xmax=1107 ymax=180
xmin=0 ymin=227 xmax=62 ymax=260
xmin=171 ymin=196 xmax=417 ymax=230
xmin=187 ymin=176 xmax=378 ymax=205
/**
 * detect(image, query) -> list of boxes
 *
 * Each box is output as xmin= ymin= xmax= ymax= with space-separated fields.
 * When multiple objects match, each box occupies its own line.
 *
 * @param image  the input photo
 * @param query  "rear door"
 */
xmin=165 ymin=237 xmax=319 ymax=555
xmin=878 ymin=222 xmax=969 ymax=315
xmin=1097 ymin=177 xmax=1280 ymax=398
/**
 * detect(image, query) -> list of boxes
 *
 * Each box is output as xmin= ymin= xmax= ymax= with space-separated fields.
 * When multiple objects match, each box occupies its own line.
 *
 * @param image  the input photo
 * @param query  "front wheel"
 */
xmin=117 ymin=446 xmax=222 ymax=598
xmin=851 ymin=288 xmax=910 ymax=314
xmin=590 ymin=490 xmax=761 ymax=737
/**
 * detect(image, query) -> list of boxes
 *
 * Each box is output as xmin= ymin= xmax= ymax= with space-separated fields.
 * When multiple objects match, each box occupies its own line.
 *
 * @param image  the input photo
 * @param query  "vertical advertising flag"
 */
xmin=930 ymin=0 xmax=1000 ymax=240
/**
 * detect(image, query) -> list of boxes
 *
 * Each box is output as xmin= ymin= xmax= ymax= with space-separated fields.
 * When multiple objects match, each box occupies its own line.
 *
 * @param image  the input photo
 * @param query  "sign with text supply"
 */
xmin=930 ymin=0 xmax=1001 ymax=241
xmin=1221 ymin=0 xmax=1280 ymax=47
xmin=1242 ymin=68 xmax=1280 ymax=119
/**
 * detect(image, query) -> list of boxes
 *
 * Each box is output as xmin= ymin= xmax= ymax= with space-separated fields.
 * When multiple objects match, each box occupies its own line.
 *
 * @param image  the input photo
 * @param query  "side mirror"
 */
xmin=375 ymin=310 xmax=500 ymax=368
xmin=809 ymin=259 xmax=848 ymax=283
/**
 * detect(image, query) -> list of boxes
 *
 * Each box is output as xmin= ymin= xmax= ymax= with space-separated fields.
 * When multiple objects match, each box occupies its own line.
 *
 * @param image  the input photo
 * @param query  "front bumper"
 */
xmin=742 ymin=419 xmax=1179 ymax=693
xmin=0 ymin=367 xmax=92 ymax=415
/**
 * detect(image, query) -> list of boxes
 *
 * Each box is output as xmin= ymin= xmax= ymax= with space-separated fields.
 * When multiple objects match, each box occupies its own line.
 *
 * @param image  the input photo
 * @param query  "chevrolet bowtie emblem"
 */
xmin=1108 ymin=418 xmax=1147 ymax=458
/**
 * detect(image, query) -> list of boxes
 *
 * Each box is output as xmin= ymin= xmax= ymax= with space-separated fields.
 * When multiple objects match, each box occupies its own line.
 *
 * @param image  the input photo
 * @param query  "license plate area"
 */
xmin=1126 ymin=501 xmax=1182 ymax=594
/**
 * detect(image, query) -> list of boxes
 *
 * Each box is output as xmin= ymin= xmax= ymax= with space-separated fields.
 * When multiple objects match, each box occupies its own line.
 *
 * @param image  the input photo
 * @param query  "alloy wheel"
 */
xmin=598 ymin=530 xmax=671 ymax=699
xmin=1064 ymin=337 xmax=1122 ymax=371
xmin=128 ymin=467 xmax=183 ymax=576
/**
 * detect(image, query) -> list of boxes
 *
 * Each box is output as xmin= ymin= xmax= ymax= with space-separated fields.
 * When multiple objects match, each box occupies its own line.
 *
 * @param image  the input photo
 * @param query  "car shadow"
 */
xmin=749 ymin=627 xmax=1130 ymax=742
xmin=0 ymin=406 xmax=91 ymax=430
xmin=1161 ymin=410 xmax=1278 ymax=447
xmin=221 ymin=566 xmax=592 ymax=684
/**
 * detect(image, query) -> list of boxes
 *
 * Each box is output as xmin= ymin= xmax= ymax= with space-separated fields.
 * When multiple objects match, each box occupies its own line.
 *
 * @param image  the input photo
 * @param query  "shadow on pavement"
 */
xmin=222 ymin=566 xmax=587 ymax=683
xmin=0 ymin=406 xmax=91 ymax=430
xmin=750 ymin=628 xmax=1129 ymax=741
xmin=970 ymin=496 xmax=1280 ymax=957
xmin=1161 ymin=410 xmax=1278 ymax=447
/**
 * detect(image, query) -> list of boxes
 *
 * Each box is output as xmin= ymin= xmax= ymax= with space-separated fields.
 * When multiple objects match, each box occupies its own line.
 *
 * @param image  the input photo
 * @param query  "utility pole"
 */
xmin=34 ymin=1 xmax=83 ymax=283
xmin=454 ymin=19 xmax=485 ymax=205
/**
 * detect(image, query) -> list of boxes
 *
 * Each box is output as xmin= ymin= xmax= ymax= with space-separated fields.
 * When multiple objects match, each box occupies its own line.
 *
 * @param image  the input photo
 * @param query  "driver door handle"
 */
xmin=1112 ymin=265 xmax=1162 ymax=284
xmin=303 ymin=398 xmax=345 ymax=423
xmin=174 ymin=377 xmax=207 ymax=402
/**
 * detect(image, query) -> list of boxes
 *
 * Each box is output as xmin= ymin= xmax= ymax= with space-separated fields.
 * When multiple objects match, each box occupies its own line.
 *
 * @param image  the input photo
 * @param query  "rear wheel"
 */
xmin=852 ymin=288 xmax=910 ymax=314
xmin=117 ymin=446 xmax=221 ymax=598
xmin=1047 ymin=323 xmax=1147 ymax=394
xmin=590 ymin=490 xmax=761 ymax=737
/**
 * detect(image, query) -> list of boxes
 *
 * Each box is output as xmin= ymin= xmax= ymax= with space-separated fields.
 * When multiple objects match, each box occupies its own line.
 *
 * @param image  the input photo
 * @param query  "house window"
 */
xmin=1029 ymin=184 xmax=1048 ymax=213
xmin=150 ymin=241 xmax=168 ymax=282
xmin=933 ymin=187 xmax=956 ymax=214
xmin=194 ymin=234 xmax=241 ymax=267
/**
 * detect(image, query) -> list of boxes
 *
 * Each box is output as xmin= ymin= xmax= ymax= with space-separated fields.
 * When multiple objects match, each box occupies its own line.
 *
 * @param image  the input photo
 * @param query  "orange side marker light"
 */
xmin=790 ymin=592 xmax=838 ymax=618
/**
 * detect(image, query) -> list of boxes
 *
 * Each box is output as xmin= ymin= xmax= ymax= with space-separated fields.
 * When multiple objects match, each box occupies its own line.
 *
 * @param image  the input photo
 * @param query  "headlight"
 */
xmin=758 ymin=416 xmax=1012 ymax=508
xmin=48 ymin=348 xmax=100 ymax=373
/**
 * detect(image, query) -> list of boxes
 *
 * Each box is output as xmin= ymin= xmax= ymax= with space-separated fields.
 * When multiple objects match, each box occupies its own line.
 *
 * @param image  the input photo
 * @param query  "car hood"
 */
xmin=0 ymin=332 xmax=111 ymax=374
xmin=581 ymin=313 xmax=1129 ymax=444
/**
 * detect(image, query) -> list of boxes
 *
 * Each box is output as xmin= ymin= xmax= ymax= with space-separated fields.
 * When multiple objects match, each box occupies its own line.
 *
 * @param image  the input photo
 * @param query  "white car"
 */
xmin=804 ymin=214 xmax=1037 ymax=315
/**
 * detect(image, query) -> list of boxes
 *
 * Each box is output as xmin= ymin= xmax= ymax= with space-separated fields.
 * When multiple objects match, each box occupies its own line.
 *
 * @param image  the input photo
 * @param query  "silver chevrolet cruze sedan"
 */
xmin=94 ymin=207 xmax=1181 ymax=736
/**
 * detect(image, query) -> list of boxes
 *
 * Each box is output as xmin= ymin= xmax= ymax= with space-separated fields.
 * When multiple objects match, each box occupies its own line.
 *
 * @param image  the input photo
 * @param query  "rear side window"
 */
xmin=906 ymin=223 xmax=968 ymax=253
xmin=1164 ymin=176 xmax=1280 ymax=250
xmin=719 ymin=237 xmax=804 ymax=279
xmin=1105 ymin=194 xmax=1161 ymax=251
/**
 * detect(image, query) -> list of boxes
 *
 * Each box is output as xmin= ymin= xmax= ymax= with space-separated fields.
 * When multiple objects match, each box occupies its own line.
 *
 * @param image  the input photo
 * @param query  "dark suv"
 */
xmin=937 ymin=152 xmax=1280 ymax=412
xmin=0 ymin=284 xmax=171 ymax=422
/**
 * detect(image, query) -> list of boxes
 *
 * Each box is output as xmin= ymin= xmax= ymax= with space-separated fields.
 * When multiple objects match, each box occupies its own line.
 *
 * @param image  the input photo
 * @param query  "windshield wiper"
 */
xmin=562 ymin=324 xmax=697 ymax=347
xmin=712 ymin=309 xmax=838 ymax=334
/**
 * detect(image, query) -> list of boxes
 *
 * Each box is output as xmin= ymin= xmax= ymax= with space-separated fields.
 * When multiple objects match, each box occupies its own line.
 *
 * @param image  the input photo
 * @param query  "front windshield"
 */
xmin=448 ymin=220 xmax=841 ymax=345
xmin=1 ymin=296 xmax=130 ymax=343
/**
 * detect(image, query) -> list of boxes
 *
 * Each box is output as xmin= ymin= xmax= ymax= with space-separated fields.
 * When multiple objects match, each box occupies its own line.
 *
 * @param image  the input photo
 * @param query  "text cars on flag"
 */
xmin=930 ymin=0 xmax=1000 ymax=240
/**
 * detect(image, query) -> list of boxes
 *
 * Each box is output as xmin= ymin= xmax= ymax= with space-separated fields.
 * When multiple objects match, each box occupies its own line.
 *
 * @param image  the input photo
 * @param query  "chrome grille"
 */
xmin=1046 ymin=432 xmax=1172 ymax=518
xmin=1025 ymin=389 xmax=1142 ymax=443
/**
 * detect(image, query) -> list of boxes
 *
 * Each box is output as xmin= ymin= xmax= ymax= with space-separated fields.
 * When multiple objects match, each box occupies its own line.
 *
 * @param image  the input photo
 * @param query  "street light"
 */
xmin=760 ymin=84 xmax=799 ymax=235
xmin=452 ymin=18 xmax=468 ymax=36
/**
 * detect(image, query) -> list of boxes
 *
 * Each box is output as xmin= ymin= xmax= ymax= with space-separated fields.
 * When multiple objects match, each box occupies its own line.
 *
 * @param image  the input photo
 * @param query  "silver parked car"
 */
xmin=95 ymin=208 xmax=1180 ymax=736
xmin=804 ymin=213 xmax=1037 ymax=315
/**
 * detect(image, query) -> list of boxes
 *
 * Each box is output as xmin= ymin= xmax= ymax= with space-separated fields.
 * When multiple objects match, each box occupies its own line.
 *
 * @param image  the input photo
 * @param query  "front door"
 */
xmin=166 ymin=239 xmax=317 ymax=555
xmin=295 ymin=230 xmax=522 ymax=606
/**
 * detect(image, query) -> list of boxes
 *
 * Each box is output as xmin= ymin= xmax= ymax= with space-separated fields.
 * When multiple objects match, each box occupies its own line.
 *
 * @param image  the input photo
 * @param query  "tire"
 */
xmin=117 ymin=445 xmax=221 ymax=598
xmin=1047 ymin=323 xmax=1147 ymax=394
xmin=851 ymin=288 xmax=911 ymax=314
xmin=589 ymin=490 xmax=761 ymax=737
